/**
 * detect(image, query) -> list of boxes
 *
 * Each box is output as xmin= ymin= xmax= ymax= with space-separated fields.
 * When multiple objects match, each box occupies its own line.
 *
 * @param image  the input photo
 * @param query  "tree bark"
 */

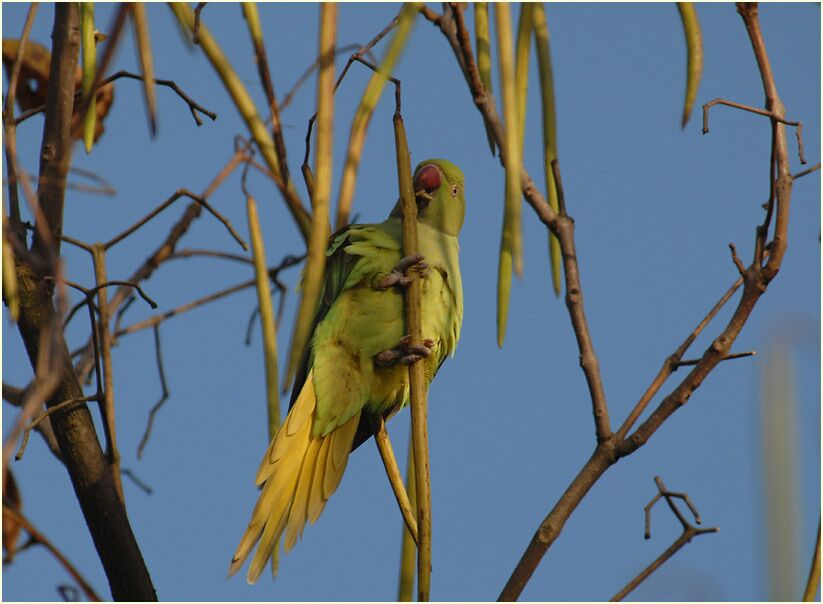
xmin=13 ymin=5 xmax=157 ymax=600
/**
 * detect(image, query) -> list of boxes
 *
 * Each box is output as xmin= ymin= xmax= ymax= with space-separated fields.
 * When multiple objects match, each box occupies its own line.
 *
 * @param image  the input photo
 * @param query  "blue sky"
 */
xmin=2 ymin=3 xmax=820 ymax=601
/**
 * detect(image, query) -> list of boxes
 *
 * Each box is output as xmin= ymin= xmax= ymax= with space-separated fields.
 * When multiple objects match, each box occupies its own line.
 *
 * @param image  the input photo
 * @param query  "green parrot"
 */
xmin=229 ymin=159 xmax=466 ymax=584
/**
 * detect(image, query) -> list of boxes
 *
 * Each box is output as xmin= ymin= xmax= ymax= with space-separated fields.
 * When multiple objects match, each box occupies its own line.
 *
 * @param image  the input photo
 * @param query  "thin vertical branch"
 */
xmin=283 ymin=4 xmax=335 ymax=391
xmin=393 ymin=105 xmax=431 ymax=601
xmin=246 ymin=195 xmax=280 ymax=439
xmin=398 ymin=436 xmax=417 ymax=601
xmin=136 ymin=325 xmax=169 ymax=459
xmin=550 ymin=160 xmax=611 ymax=442
xmin=369 ymin=414 xmax=419 ymax=545
xmin=241 ymin=2 xmax=289 ymax=185
xmin=91 ymin=244 xmax=123 ymax=502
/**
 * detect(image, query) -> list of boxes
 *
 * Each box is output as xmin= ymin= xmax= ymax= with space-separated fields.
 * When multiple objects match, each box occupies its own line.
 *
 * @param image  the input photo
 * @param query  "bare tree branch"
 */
xmin=494 ymin=4 xmax=801 ymax=599
xmin=11 ymin=6 xmax=157 ymax=599
xmin=610 ymin=477 xmax=719 ymax=601
xmin=136 ymin=325 xmax=170 ymax=459
xmin=2 ymin=502 xmax=102 ymax=601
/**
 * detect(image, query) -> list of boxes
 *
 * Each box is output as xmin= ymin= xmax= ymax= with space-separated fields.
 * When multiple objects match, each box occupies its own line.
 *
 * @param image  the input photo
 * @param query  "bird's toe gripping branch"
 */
xmin=374 ymin=254 xmax=430 ymax=289
xmin=374 ymin=335 xmax=435 ymax=367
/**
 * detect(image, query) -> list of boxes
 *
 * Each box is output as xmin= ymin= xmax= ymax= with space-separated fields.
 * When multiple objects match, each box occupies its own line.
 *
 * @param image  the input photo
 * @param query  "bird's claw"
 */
xmin=374 ymin=254 xmax=429 ymax=290
xmin=374 ymin=336 xmax=435 ymax=367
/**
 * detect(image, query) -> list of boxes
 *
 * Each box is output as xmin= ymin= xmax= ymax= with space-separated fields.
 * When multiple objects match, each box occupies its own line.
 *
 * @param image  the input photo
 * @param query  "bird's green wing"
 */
xmin=288 ymin=225 xmax=359 ymax=410
xmin=289 ymin=223 xmax=406 ymax=447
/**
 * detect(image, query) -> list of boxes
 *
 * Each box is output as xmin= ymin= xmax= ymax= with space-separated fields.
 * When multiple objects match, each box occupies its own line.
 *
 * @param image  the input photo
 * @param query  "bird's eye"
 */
xmin=450 ymin=184 xmax=460 ymax=197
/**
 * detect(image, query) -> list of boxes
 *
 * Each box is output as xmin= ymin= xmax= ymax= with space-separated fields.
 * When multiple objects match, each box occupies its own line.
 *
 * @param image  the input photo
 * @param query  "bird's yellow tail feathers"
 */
xmin=228 ymin=369 xmax=361 ymax=584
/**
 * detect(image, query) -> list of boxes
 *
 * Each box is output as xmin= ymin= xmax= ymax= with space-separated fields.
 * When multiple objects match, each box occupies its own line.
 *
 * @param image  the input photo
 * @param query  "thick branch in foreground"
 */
xmin=30 ymin=4 xmax=78 ymax=263
xmin=12 ymin=6 xmax=156 ymax=600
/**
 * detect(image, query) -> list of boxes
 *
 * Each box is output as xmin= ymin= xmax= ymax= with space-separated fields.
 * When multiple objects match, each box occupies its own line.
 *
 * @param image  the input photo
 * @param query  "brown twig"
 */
xmin=57 ymin=584 xmax=79 ymax=601
xmin=192 ymin=2 xmax=207 ymax=44
xmin=550 ymin=160 xmax=609 ymax=442
xmin=114 ymin=254 xmax=304 ymax=339
xmin=242 ymin=3 xmax=289 ymax=186
xmin=792 ymin=162 xmax=820 ymax=181
xmin=2 ymin=503 xmax=102 ymax=601
xmin=15 ymin=70 xmax=217 ymax=127
xmin=615 ymin=275 xmax=744 ymax=441
xmin=99 ymin=71 xmax=216 ymax=125
xmin=3 ymin=323 xmax=60 ymax=471
xmin=280 ymin=44 xmax=370 ymax=110
xmin=300 ymin=11 xmax=401 ymax=197
xmin=74 ymin=147 xmax=253 ymax=385
xmin=610 ymin=477 xmax=718 ymax=601
xmin=136 ymin=325 xmax=169 ymax=459
xmin=121 ymin=468 xmax=154 ymax=496
xmin=675 ymin=350 xmax=755 ymax=367
xmin=244 ymin=261 xmax=291 ymax=343
xmin=168 ymin=248 xmax=253 ymax=266
xmin=91 ymin=245 xmax=123 ymax=501
xmin=702 ymin=97 xmax=806 ymax=164
xmin=52 ymin=281 xmax=105 ymax=413
xmin=67 ymin=166 xmax=116 ymax=196
xmin=116 ymin=279 xmax=254 ymax=337
xmin=111 ymin=295 xmax=136 ymax=344
xmin=104 ymin=188 xmax=246 ymax=251
xmin=64 ymin=279 xmax=157 ymax=327
xmin=16 ymin=395 xmax=101 ymax=461
xmin=614 ymin=0 xmax=796 ymax=464
xmin=2 ymin=382 xmax=61 ymax=461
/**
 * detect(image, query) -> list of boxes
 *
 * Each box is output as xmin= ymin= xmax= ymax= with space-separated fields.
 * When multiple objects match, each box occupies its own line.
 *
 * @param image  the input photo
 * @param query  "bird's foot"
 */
xmin=374 ymin=254 xmax=429 ymax=290
xmin=374 ymin=335 xmax=435 ymax=367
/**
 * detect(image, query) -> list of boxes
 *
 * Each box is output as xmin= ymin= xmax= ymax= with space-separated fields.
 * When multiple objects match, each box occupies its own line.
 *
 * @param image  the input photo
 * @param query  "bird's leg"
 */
xmin=374 ymin=254 xmax=429 ymax=290
xmin=374 ymin=335 xmax=435 ymax=367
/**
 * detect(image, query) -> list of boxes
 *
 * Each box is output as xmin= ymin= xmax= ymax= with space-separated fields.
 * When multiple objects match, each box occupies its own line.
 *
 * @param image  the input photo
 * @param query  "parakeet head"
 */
xmin=394 ymin=159 xmax=465 ymax=237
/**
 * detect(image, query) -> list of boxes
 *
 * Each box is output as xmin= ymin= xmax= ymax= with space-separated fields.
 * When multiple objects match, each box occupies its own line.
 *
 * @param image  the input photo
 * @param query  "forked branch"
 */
xmin=490 ymin=3 xmax=803 ymax=599
xmin=610 ymin=477 xmax=719 ymax=601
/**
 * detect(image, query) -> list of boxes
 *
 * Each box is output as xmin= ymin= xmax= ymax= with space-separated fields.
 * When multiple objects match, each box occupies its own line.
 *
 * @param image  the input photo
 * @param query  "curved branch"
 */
xmin=2 ymin=503 xmax=102 ymax=601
